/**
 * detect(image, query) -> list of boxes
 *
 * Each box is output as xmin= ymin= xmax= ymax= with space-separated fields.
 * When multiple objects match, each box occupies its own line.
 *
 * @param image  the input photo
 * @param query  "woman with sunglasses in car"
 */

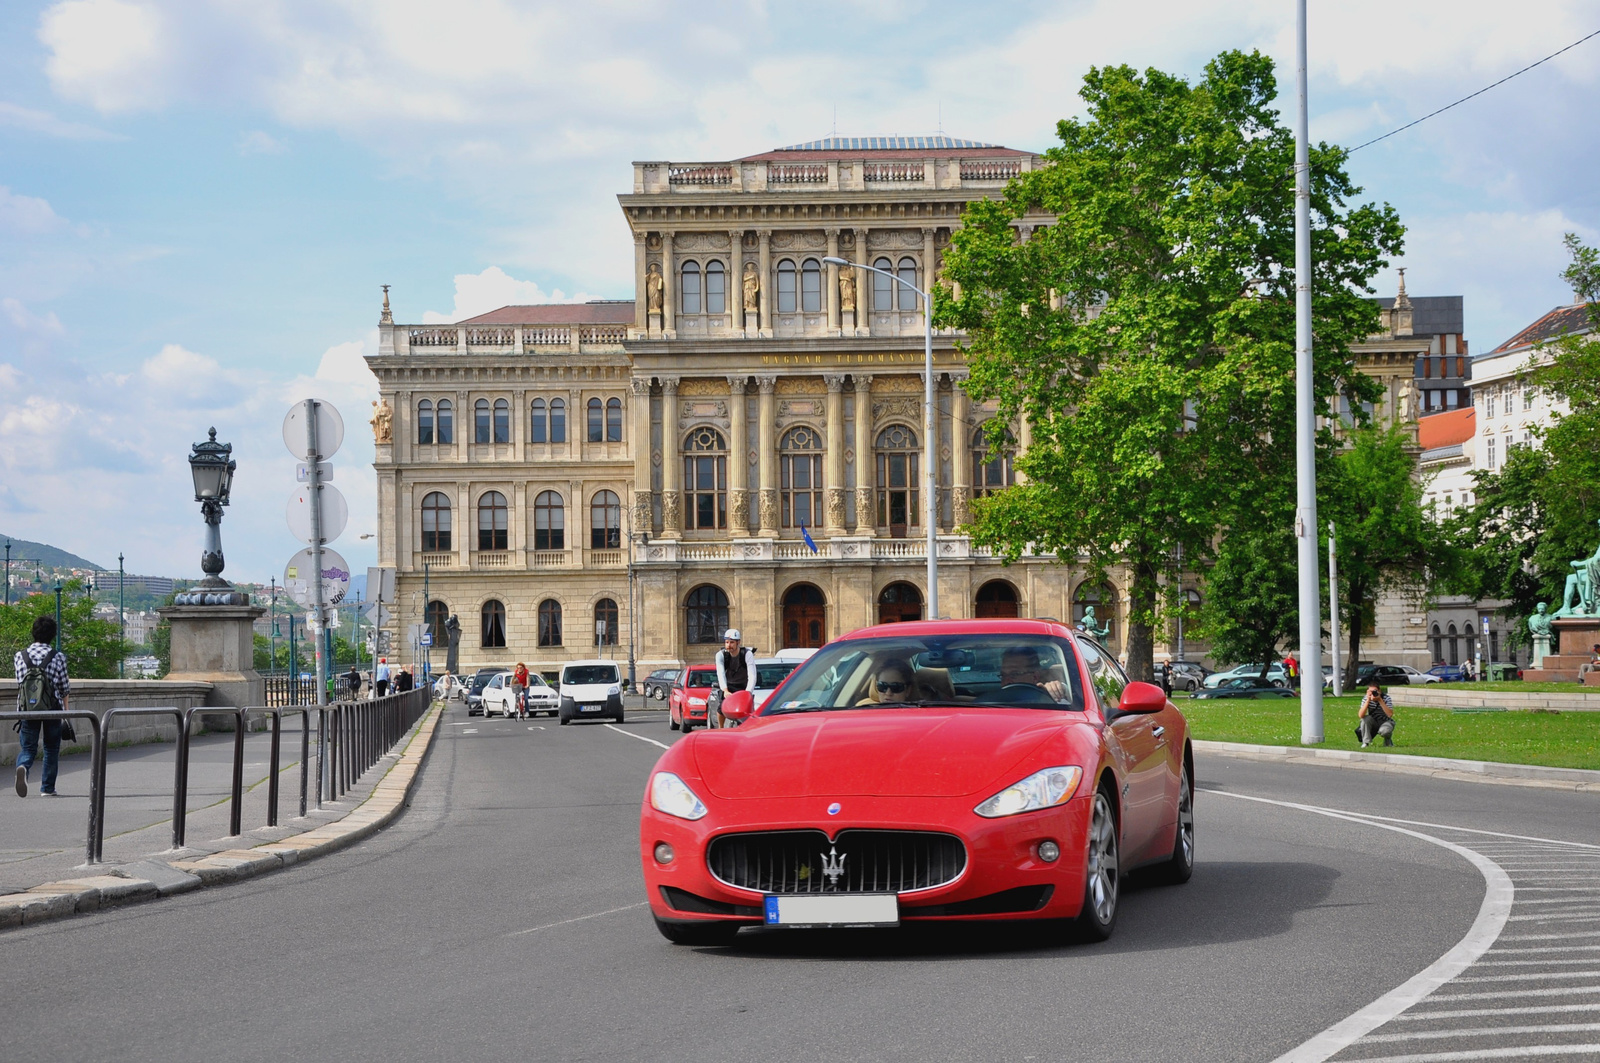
xmin=857 ymin=659 xmax=918 ymax=706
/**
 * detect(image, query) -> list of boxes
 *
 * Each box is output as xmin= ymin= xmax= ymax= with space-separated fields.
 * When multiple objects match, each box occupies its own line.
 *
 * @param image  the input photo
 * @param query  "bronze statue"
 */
xmin=1077 ymin=606 xmax=1110 ymax=639
xmin=645 ymin=263 xmax=664 ymax=314
xmin=1528 ymin=601 xmax=1553 ymax=668
xmin=369 ymin=398 xmax=393 ymax=444
xmin=742 ymin=262 xmax=760 ymax=315
xmin=1555 ymin=519 xmax=1600 ymax=617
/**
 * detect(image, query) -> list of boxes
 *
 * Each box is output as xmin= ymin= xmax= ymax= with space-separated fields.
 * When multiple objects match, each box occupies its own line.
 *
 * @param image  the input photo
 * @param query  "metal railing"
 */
xmin=5 ymin=688 xmax=432 ymax=866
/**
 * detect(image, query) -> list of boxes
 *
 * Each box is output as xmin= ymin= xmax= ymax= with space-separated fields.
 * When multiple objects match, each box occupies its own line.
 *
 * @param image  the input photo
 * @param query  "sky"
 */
xmin=2 ymin=0 xmax=1598 ymax=586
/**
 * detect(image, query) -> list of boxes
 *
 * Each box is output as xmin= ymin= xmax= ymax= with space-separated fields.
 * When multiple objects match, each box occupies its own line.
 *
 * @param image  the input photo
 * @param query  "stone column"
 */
xmin=1016 ymin=411 xmax=1033 ymax=485
xmin=662 ymin=231 xmax=676 ymax=336
xmin=922 ymin=227 xmax=937 ymax=312
xmin=727 ymin=374 xmax=750 ymax=535
xmin=823 ymin=374 xmax=847 ymax=535
xmin=660 ymin=377 xmax=682 ymax=538
xmin=631 ymin=377 xmax=653 ymax=537
xmin=825 ymin=229 xmax=841 ymax=334
xmin=854 ymin=227 xmax=870 ymax=335
xmin=633 ymin=232 xmax=648 ymax=332
xmin=756 ymin=375 xmax=779 ymax=535
xmin=728 ymin=230 xmax=743 ymax=334
xmin=853 ymin=374 xmax=875 ymax=532
xmin=951 ymin=373 xmax=972 ymax=527
xmin=757 ymin=229 xmax=773 ymax=337
xmin=457 ymin=480 xmax=471 ymax=567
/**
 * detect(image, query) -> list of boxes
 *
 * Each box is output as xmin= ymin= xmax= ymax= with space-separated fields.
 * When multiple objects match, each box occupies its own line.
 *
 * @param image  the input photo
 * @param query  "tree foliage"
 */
xmin=0 ymin=581 xmax=127 ymax=679
xmin=1196 ymin=492 xmax=1301 ymax=676
xmin=940 ymin=50 xmax=1403 ymax=679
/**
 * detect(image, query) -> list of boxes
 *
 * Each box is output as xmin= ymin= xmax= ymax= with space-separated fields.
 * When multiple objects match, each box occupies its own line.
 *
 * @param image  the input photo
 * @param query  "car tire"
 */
xmin=669 ymin=717 xmax=679 ymax=731
xmin=1185 ymin=679 xmax=1198 ymax=692
xmin=1076 ymin=786 xmax=1120 ymax=942
xmin=558 ymin=712 xmax=572 ymax=726
xmin=614 ymin=710 xmax=625 ymax=724
xmin=653 ymin=916 xmax=740 ymax=946
xmin=1155 ymin=760 xmax=1195 ymax=885
xmin=655 ymin=687 xmax=667 ymax=701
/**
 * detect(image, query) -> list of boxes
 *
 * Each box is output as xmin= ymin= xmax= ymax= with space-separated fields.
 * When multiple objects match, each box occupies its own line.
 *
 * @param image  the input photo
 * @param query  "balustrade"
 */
xmin=530 ymin=549 xmax=573 ymax=568
xmin=473 ymin=551 xmax=511 ymax=569
xmin=768 ymin=164 xmax=827 ymax=184
xmin=465 ymin=327 xmax=515 ymax=346
xmin=669 ymin=164 xmax=733 ymax=186
xmin=408 ymin=328 xmax=457 ymax=347
xmin=960 ymin=159 xmax=1021 ymax=181
xmin=419 ymin=552 xmax=455 ymax=568
xmin=585 ymin=549 xmax=625 ymax=567
xmin=523 ymin=327 xmax=573 ymax=346
xmin=863 ymin=162 xmax=923 ymax=183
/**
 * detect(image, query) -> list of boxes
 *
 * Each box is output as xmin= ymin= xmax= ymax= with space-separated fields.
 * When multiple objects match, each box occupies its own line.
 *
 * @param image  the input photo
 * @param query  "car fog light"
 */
xmin=1038 ymin=840 xmax=1061 ymax=863
xmin=654 ymin=842 xmax=675 ymax=865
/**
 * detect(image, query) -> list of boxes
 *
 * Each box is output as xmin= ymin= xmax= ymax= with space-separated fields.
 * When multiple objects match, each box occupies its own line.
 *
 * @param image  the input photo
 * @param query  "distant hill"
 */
xmin=0 ymin=534 xmax=105 ymax=571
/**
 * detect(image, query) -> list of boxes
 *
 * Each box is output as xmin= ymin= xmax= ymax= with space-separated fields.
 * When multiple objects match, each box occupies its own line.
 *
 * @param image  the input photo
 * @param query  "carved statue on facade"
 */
xmin=826 ymin=488 xmax=847 ymax=530
xmin=952 ymin=485 xmax=972 ymax=528
xmin=369 ymin=398 xmax=393 ymax=444
xmin=1397 ymin=379 xmax=1415 ymax=422
xmin=661 ymin=490 xmax=681 ymax=532
xmin=758 ymin=489 xmax=780 ymax=532
xmin=633 ymin=492 xmax=652 ymax=540
xmin=1077 ymin=606 xmax=1110 ymax=639
xmin=1555 ymin=520 xmax=1600 ymax=618
xmin=838 ymin=268 xmax=856 ymax=313
xmin=742 ymin=262 xmax=760 ymax=314
xmin=1528 ymin=601 xmax=1553 ymax=668
xmin=645 ymin=263 xmax=665 ymax=314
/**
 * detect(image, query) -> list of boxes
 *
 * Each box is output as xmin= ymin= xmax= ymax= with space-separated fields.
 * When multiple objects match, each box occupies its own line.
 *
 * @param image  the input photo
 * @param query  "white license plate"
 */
xmin=763 ymin=894 xmax=899 ymax=927
xmin=579 ymin=704 xmax=603 ymax=713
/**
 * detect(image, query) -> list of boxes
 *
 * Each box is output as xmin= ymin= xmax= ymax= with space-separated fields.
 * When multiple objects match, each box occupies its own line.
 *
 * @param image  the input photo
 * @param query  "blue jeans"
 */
xmin=17 ymin=719 xmax=62 ymax=793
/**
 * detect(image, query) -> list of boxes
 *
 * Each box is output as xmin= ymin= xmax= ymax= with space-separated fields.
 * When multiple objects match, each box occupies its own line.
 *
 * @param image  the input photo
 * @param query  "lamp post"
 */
xmin=118 ymin=552 xmax=126 ymax=678
xmin=824 ymin=256 xmax=939 ymax=617
xmin=4 ymin=541 xmax=43 ymax=608
xmin=182 ymin=427 xmax=241 ymax=602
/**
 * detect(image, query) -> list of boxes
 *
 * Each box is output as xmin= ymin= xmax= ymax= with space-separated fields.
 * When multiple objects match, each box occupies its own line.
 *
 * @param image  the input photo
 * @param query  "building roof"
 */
xmin=1417 ymin=406 xmax=1475 ymax=450
xmin=1487 ymin=302 xmax=1595 ymax=355
xmin=1373 ymin=295 xmax=1463 ymax=336
xmin=741 ymin=135 xmax=1031 ymax=163
xmin=457 ymin=301 xmax=635 ymax=326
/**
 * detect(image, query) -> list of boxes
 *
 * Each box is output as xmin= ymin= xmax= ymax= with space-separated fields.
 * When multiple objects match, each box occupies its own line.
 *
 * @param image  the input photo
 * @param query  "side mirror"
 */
xmin=722 ymin=690 xmax=755 ymax=721
xmin=1117 ymin=681 xmax=1167 ymax=714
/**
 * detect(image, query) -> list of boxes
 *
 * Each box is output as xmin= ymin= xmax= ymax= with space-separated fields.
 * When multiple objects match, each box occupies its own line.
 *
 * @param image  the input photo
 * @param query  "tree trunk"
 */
xmin=1344 ymin=576 xmax=1365 ymax=690
xmin=1125 ymin=556 xmax=1160 ymax=682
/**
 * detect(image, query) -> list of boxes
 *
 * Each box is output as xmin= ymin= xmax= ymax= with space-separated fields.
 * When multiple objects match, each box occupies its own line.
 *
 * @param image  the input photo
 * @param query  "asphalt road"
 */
xmin=6 ymin=704 xmax=1599 ymax=1063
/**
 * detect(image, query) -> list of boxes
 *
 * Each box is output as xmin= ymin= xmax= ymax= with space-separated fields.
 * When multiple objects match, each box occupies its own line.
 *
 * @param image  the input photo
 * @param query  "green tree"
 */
xmin=0 ymin=580 xmax=127 ymax=678
xmin=1196 ymin=492 xmax=1302 ymax=677
xmin=941 ymin=50 xmax=1402 ymax=679
xmin=1323 ymin=426 xmax=1434 ymax=686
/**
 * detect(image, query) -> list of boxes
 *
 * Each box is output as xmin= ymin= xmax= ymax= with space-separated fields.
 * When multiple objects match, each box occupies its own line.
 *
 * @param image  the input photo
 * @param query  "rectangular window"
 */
xmin=550 ymin=401 xmax=566 ymax=443
xmin=1486 ymin=394 xmax=1495 ymax=418
xmin=1524 ymin=388 xmax=1534 ymax=411
xmin=1446 ymin=390 xmax=1458 ymax=409
xmin=438 ymin=404 xmax=453 ymax=444
xmin=706 ymin=263 xmax=725 ymax=315
xmin=1486 ymin=436 xmax=1496 ymax=468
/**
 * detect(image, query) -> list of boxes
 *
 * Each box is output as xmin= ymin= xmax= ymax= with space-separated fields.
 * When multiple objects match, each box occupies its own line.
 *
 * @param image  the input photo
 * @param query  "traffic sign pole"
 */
xmin=304 ymin=399 xmax=333 ymax=806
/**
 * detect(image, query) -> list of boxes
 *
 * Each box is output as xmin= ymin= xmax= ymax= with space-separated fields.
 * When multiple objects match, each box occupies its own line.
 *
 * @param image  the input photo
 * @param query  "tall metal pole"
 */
xmin=53 ymin=582 xmax=63 ymax=652
xmin=269 ymin=577 xmax=278 ymax=678
xmin=924 ymin=285 xmax=938 ymax=619
xmin=1328 ymin=521 xmax=1342 ymax=697
xmin=304 ymin=399 xmax=331 ymax=803
xmin=1294 ymin=0 xmax=1325 ymax=743
xmin=4 ymin=541 xmax=10 ymax=607
xmin=118 ymin=552 xmax=125 ymax=678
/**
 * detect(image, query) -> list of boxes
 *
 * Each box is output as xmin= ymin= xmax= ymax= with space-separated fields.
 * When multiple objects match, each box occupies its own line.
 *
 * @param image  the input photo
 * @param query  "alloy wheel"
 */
xmin=1087 ymin=792 xmax=1119 ymax=925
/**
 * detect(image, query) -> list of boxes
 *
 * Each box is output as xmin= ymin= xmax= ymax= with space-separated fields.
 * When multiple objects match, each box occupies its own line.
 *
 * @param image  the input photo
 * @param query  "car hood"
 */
xmin=690 ymin=708 xmax=1074 ymax=800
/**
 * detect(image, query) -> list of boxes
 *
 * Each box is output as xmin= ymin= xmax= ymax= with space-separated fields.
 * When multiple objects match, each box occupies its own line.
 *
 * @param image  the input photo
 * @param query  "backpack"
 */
xmin=18 ymin=649 xmax=61 ymax=713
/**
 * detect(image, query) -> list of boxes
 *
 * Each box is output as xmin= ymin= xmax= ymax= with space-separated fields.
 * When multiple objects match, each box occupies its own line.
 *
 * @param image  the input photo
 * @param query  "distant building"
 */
xmin=1471 ymin=301 xmax=1592 ymax=474
xmin=1419 ymin=406 xmax=1476 ymax=516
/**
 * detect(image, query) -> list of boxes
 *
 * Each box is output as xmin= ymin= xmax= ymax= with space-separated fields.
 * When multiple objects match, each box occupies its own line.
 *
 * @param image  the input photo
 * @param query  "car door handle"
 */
xmin=1151 ymin=725 xmax=1165 ymax=740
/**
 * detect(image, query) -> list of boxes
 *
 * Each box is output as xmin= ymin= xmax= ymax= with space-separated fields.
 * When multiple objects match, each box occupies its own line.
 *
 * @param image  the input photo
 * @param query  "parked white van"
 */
xmin=558 ymin=660 xmax=625 ymax=725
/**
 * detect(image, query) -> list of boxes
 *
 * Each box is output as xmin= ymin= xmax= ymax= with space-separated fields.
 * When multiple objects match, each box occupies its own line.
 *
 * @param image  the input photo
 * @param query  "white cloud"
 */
xmin=421 ymin=266 xmax=599 ymax=323
xmin=0 ymin=101 xmax=123 ymax=140
xmin=237 ymin=129 xmax=286 ymax=155
xmin=0 ymin=187 xmax=69 ymax=236
xmin=39 ymin=0 xmax=169 ymax=114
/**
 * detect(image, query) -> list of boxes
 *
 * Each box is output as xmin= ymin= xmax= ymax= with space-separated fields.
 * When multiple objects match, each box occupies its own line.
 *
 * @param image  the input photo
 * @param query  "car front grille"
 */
xmin=707 ymin=830 xmax=966 ymax=895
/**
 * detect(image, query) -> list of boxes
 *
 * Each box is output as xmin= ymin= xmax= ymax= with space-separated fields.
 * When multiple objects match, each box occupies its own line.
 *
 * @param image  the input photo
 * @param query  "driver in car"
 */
xmin=1000 ymin=647 xmax=1069 ymax=702
xmin=857 ymin=659 xmax=917 ymax=705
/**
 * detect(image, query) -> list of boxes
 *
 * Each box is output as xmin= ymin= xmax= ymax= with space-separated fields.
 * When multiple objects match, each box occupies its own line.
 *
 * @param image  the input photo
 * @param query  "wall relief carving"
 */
xmin=728 ymin=489 xmax=750 ymax=534
xmin=873 ymin=398 xmax=920 ymax=424
xmin=826 ymin=488 xmax=847 ymax=530
xmin=769 ymin=231 xmax=827 ymax=251
xmin=758 ymin=489 xmax=780 ymax=531
xmin=854 ymin=487 xmax=875 ymax=532
xmin=679 ymin=400 xmax=729 ymax=429
xmin=679 ymin=378 xmax=729 ymax=396
xmin=673 ymin=232 xmax=731 ymax=252
xmin=865 ymin=230 xmax=926 ymax=250
xmin=776 ymin=377 xmax=825 ymax=396
xmin=778 ymin=400 xmax=820 ymax=419
xmin=874 ymin=375 xmax=923 ymax=393
xmin=662 ymin=491 xmax=682 ymax=531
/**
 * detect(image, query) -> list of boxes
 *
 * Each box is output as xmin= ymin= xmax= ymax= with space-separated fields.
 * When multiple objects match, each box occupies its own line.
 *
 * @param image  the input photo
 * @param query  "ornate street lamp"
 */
xmin=177 ymin=427 xmax=247 ymax=605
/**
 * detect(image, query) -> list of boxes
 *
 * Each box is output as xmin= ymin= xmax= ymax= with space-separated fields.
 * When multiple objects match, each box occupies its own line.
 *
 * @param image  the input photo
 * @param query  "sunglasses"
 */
xmin=876 ymin=679 xmax=909 ymax=693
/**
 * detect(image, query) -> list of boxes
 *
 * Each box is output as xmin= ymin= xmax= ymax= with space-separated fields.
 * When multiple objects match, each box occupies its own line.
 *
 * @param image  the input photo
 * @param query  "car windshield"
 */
xmin=527 ymin=675 xmax=548 ymax=687
xmin=563 ymin=666 xmax=618 ymax=685
xmin=762 ymin=634 xmax=1086 ymax=714
xmin=756 ymin=663 xmax=797 ymax=688
xmin=685 ymin=668 xmax=717 ymax=687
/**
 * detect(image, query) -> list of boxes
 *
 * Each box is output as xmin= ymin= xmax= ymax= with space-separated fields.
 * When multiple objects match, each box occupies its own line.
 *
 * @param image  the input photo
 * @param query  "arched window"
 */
xmin=975 ymin=580 xmax=1020 ymax=618
xmin=587 ymin=397 xmax=604 ymax=443
xmin=530 ymin=398 xmax=547 ymax=443
xmin=425 ymin=600 xmax=449 ymax=642
xmin=538 ymin=599 xmax=562 ymax=647
xmin=972 ymin=425 xmax=1016 ymax=497
xmin=875 ymin=424 xmax=920 ymax=531
xmin=534 ymin=491 xmax=564 ymax=550
xmin=436 ymin=400 xmax=454 ymax=444
xmin=681 ymin=260 xmax=701 ymax=315
xmin=684 ymin=426 xmax=727 ymax=530
xmin=477 ymin=491 xmax=508 ymax=550
xmin=474 ymin=398 xmax=491 ymax=444
xmin=685 ymin=585 xmax=729 ymax=644
xmin=776 ymin=259 xmax=797 ymax=313
xmin=801 ymin=258 xmax=822 ymax=313
xmin=606 ymin=397 xmax=623 ymax=442
xmin=706 ymin=260 xmax=726 ymax=315
xmin=1431 ymin=623 xmax=1443 ymax=663
xmin=481 ymin=600 xmax=507 ymax=648
xmin=878 ymin=582 xmax=922 ymax=624
xmin=492 ymin=398 xmax=509 ymax=443
xmin=780 ymin=426 xmax=823 ymax=528
xmin=1447 ymin=622 xmax=1460 ymax=666
xmin=421 ymin=492 xmax=452 ymax=551
xmin=873 ymin=257 xmax=893 ymax=310
xmin=549 ymin=398 xmax=566 ymax=443
xmin=897 ymin=257 xmax=919 ymax=310
xmin=590 ymin=490 xmax=621 ymax=549
xmin=594 ymin=598 xmax=619 ymax=646
xmin=417 ymin=400 xmax=434 ymax=445
xmin=1073 ymin=581 xmax=1116 ymax=641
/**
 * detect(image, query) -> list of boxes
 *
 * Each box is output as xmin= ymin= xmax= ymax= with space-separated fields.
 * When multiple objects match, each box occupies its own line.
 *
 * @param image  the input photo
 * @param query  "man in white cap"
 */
xmin=711 ymin=628 xmax=757 ymax=728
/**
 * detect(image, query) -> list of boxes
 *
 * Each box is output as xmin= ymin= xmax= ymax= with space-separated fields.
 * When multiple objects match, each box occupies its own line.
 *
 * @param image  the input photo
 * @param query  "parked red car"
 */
xmin=639 ymin=619 xmax=1193 ymax=946
xmin=668 ymin=664 xmax=719 ymax=731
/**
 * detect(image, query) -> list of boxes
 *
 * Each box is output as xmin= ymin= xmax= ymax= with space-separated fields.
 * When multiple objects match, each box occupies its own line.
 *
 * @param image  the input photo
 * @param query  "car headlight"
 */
xmin=608 ymin=685 xmax=620 ymax=696
xmin=688 ymin=696 xmax=707 ymax=706
xmin=974 ymin=766 xmax=1083 ymax=818
xmin=650 ymin=772 xmax=708 ymax=821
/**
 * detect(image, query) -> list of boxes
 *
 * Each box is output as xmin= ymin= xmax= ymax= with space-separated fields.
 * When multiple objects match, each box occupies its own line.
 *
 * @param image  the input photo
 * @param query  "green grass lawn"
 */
xmin=1177 ymin=694 xmax=1600 ymax=770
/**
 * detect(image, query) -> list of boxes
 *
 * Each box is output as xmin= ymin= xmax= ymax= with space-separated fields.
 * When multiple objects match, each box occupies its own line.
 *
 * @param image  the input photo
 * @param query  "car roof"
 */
xmin=562 ymin=659 xmax=620 ymax=669
xmin=837 ymin=618 xmax=1078 ymax=641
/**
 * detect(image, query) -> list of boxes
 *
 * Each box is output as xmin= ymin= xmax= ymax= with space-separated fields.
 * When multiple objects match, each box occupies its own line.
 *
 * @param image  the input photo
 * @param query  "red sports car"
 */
xmin=639 ymin=619 xmax=1194 ymax=945
xmin=667 ymin=664 xmax=718 ymax=731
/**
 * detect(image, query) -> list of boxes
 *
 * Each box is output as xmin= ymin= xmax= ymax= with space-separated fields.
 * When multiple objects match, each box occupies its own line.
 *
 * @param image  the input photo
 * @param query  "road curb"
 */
xmin=0 ymin=703 xmax=444 ymax=932
xmin=1195 ymin=739 xmax=1600 ymax=792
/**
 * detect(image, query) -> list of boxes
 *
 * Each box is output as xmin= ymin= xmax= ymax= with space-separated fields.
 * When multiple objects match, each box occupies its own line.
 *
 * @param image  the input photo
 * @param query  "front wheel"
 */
xmin=1156 ymin=761 xmax=1195 ymax=884
xmin=654 ymin=917 xmax=740 ymax=946
xmin=1076 ymin=788 xmax=1119 ymax=942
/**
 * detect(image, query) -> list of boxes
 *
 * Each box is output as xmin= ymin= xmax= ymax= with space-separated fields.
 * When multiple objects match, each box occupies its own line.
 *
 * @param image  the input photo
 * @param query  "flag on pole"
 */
xmin=800 ymin=521 xmax=818 ymax=554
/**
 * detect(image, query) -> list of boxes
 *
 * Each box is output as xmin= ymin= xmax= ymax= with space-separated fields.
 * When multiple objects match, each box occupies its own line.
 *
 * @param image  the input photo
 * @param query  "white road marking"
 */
xmin=1210 ymin=792 xmax=1514 ymax=1063
xmin=1363 ymin=1022 xmax=1600 ymax=1043
xmin=1348 ymin=1047 xmax=1600 ymax=1062
xmin=528 ymin=726 xmax=544 ymax=731
xmin=462 ymin=728 xmax=478 ymax=734
xmin=1491 ymin=945 xmax=1600 ymax=954
xmin=505 ymin=902 xmax=647 ymax=937
xmin=1429 ymin=986 xmax=1600 ymax=1001
xmin=604 ymin=723 xmax=670 ymax=750
xmin=1454 ymin=970 xmax=1600 ymax=983
xmin=1501 ymin=931 xmax=1600 ymax=941
xmin=1478 ymin=959 xmax=1600 ymax=967
xmin=1398 ymin=1004 xmax=1600 ymax=1020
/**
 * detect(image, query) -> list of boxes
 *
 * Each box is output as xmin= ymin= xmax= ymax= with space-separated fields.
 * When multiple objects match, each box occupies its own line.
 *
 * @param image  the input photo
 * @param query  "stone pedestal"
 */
xmin=648 ymin=311 xmax=662 ymax=337
xmin=1522 ymin=616 xmax=1600 ymax=683
xmin=158 ymin=603 xmax=267 ymax=709
xmin=744 ymin=311 xmax=759 ymax=333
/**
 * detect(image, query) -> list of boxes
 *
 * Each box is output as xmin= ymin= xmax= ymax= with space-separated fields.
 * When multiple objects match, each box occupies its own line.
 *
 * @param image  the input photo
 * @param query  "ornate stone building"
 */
xmin=366 ymin=136 xmax=1148 ymax=679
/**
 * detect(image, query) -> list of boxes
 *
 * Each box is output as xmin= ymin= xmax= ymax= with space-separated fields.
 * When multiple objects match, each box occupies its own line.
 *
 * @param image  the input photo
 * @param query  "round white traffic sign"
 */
xmin=286 ymin=483 xmax=349 ymax=544
xmin=284 ymin=547 xmax=352 ymax=609
xmin=282 ymin=399 xmax=344 ymax=461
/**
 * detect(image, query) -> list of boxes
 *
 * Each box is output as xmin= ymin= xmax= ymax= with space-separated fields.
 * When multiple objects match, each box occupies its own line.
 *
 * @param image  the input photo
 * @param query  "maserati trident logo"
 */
xmin=821 ymin=845 xmax=847 ymax=887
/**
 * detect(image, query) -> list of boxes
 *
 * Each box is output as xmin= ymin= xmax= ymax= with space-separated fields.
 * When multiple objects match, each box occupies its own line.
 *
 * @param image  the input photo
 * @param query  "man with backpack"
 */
xmin=710 ymin=628 xmax=757 ymax=729
xmin=14 ymin=615 xmax=70 ymax=798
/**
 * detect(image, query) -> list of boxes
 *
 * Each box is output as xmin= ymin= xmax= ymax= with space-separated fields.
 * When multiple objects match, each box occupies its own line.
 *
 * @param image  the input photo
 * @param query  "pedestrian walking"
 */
xmin=344 ymin=663 xmax=362 ymax=699
xmin=512 ymin=663 xmax=530 ymax=719
xmin=1356 ymin=684 xmax=1396 ymax=748
xmin=1283 ymin=652 xmax=1299 ymax=690
xmin=14 ymin=615 xmax=69 ymax=798
xmin=710 ymin=629 xmax=757 ymax=728
xmin=375 ymin=657 xmax=391 ymax=697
